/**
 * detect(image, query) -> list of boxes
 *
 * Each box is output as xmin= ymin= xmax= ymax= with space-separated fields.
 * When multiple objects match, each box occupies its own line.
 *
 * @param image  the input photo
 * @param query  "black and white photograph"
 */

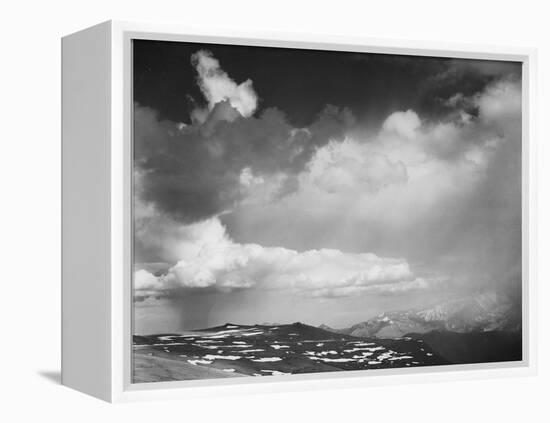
xmin=132 ymin=40 xmax=523 ymax=383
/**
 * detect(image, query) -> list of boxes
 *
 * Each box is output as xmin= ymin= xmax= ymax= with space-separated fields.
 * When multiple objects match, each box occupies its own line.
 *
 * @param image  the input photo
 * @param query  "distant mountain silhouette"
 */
xmin=340 ymin=293 xmax=520 ymax=338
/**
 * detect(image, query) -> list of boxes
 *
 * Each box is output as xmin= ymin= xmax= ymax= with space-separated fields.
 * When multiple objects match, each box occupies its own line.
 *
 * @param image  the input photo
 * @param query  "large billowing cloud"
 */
xmin=134 ymin=50 xmax=354 ymax=223
xmin=218 ymin=76 xmax=521 ymax=308
xmin=228 ymin=77 xmax=520 ymax=245
xmin=134 ymin=216 xmax=436 ymax=301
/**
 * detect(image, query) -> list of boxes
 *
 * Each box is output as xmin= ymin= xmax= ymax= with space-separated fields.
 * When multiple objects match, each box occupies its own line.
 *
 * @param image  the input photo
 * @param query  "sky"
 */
xmin=132 ymin=40 xmax=522 ymax=334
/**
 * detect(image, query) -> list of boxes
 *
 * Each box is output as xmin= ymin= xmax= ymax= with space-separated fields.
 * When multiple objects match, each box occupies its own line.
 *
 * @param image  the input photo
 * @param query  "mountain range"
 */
xmin=318 ymin=292 xmax=522 ymax=365
xmin=326 ymin=292 xmax=521 ymax=339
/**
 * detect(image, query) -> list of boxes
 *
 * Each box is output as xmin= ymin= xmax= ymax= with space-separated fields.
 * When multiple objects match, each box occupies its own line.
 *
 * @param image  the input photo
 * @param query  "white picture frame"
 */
xmin=61 ymin=20 xmax=537 ymax=403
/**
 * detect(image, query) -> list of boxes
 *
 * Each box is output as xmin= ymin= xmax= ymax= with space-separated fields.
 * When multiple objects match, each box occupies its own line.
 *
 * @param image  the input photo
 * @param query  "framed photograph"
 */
xmin=61 ymin=21 xmax=537 ymax=402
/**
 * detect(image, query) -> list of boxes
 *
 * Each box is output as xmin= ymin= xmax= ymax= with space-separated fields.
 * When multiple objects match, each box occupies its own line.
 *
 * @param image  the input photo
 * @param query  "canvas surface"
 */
xmin=131 ymin=40 xmax=522 ymax=383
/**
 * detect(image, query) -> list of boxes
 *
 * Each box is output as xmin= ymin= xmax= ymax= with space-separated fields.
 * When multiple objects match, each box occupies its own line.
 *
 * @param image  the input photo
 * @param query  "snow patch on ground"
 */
xmin=271 ymin=344 xmax=290 ymax=350
xmin=344 ymin=347 xmax=376 ymax=353
xmin=389 ymin=355 xmax=413 ymax=361
xmin=203 ymin=355 xmax=241 ymax=360
xmin=377 ymin=352 xmax=393 ymax=361
xmin=365 ymin=346 xmax=385 ymax=352
xmin=192 ymin=344 xmax=219 ymax=349
xmin=315 ymin=350 xmax=337 ymax=356
xmin=143 ymin=343 xmax=189 ymax=347
xmin=261 ymin=370 xmax=290 ymax=375
xmin=211 ymin=329 xmax=242 ymax=335
xmin=188 ymin=359 xmax=213 ymax=365
xmin=158 ymin=336 xmax=178 ymax=341
xmin=352 ymin=354 xmax=373 ymax=359
xmin=241 ymin=331 xmax=264 ymax=336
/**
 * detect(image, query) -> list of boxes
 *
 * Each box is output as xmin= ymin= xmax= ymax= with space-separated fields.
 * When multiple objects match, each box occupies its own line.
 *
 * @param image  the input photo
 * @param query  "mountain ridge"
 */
xmin=323 ymin=293 xmax=520 ymax=339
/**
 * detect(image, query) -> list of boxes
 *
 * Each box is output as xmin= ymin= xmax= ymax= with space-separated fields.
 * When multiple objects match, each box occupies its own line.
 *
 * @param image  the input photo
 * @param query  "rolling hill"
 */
xmin=133 ymin=322 xmax=447 ymax=382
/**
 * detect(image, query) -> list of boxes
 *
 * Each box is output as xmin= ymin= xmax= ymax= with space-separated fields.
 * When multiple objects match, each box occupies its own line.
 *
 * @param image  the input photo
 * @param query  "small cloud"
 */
xmin=382 ymin=110 xmax=421 ymax=139
xmin=475 ymin=78 xmax=521 ymax=127
xmin=191 ymin=50 xmax=258 ymax=118
xmin=134 ymin=269 xmax=164 ymax=291
xmin=445 ymin=93 xmax=465 ymax=108
xmin=239 ymin=167 xmax=264 ymax=188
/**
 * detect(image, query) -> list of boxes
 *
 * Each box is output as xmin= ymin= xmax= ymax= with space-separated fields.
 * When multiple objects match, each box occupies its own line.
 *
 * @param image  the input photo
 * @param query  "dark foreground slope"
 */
xmin=409 ymin=330 xmax=522 ymax=365
xmin=133 ymin=322 xmax=447 ymax=383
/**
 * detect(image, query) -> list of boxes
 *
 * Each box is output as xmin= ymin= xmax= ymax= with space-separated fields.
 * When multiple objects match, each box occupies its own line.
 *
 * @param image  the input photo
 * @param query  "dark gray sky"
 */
xmin=132 ymin=40 xmax=522 ymax=334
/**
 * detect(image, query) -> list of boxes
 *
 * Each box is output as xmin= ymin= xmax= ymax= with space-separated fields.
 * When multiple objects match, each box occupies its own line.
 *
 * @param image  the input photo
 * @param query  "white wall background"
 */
xmin=1 ymin=0 xmax=548 ymax=421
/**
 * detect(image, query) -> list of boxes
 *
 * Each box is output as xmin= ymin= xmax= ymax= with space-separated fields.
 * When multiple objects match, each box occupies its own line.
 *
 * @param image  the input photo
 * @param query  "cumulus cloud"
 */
xmin=273 ymin=98 xmax=498 ymax=231
xmin=191 ymin=50 xmax=258 ymax=118
xmin=305 ymin=138 xmax=408 ymax=194
xmin=475 ymin=77 xmax=522 ymax=127
xmin=239 ymin=167 xmax=265 ymax=188
xmin=381 ymin=109 xmax=421 ymax=139
xmin=134 ymin=51 xmax=354 ymax=223
xmin=134 ymin=269 xmax=164 ymax=290
xmin=134 ymin=217 xmax=415 ymax=299
xmin=226 ymin=77 xmax=521 ymax=289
